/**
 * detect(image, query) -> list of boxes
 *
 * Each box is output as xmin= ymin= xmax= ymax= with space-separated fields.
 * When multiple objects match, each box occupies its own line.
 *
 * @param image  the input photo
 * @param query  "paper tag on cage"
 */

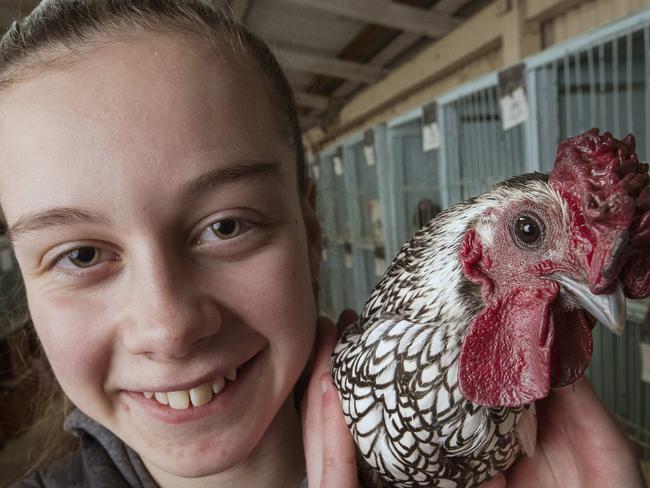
xmin=499 ymin=87 xmax=529 ymax=131
xmin=367 ymin=199 xmax=383 ymax=241
xmin=321 ymin=248 xmax=328 ymax=262
xmin=333 ymin=156 xmax=343 ymax=176
xmin=422 ymin=123 xmax=440 ymax=152
xmin=333 ymin=146 xmax=344 ymax=176
xmin=363 ymin=130 xmax=376 ymax=166
xmin=422 ymin=102 xmax=440 ymax=152
xmin=498 ymin=63 xmax=529 ymax=131
xmin=343 ymin=242 xmax=353 ymax=269
xmin=0 ymin=249 xmax=13 ymax=271
xmin=364 ymin=145 xmax=376 ymax=167
xmin=374 ymin=246 xmax=386 ymax=276
xmin=312 ymin=164 xmax=320 ymax=180
xmin=641 ymin=342 xmax=650 ymax=384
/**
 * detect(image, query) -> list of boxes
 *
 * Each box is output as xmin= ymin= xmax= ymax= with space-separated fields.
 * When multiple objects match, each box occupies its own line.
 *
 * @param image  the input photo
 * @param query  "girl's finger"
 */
xmin=302 ymin=317 xmax=338 ymax=487
xmin=319 ymin=373 xmax=358 ymax=488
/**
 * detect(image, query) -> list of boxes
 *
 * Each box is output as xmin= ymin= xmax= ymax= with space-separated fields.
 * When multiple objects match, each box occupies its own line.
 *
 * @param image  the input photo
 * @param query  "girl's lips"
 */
xmin=124 ymin=350 xmax=262 ymax=425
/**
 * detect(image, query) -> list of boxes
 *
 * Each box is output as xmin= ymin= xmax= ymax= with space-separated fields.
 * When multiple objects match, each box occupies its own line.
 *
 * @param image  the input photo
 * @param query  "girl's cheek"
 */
xmin=29 ymin=290 xmax=115 ymax=406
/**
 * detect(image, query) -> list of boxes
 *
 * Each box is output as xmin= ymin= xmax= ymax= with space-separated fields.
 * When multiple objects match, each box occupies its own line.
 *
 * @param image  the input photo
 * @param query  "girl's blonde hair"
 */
xmin=0 ymin=0 xmax=307 ymax=475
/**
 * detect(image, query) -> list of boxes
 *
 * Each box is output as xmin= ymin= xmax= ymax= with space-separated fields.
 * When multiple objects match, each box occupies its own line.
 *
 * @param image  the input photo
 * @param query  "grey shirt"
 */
xmin=16 ymin=409 xmax=308 ymax=488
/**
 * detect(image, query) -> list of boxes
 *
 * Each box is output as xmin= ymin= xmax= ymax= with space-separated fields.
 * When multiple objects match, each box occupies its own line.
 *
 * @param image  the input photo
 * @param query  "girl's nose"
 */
xmin=119 ymin=256 xmax=221 ymax=361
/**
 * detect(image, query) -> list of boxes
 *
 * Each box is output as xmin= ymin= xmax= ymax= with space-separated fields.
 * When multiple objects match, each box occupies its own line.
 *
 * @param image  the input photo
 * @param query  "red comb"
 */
xmin=549 ymin=129 xmax=650 ymax=296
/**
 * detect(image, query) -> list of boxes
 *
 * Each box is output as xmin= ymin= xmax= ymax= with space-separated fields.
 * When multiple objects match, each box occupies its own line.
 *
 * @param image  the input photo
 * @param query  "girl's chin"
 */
xmin=140 ymin=428 xmax=264 ymax=479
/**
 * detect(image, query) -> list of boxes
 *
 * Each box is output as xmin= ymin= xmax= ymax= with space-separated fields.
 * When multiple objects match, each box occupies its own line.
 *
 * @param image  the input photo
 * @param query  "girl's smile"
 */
xmin=123 ymin=347 xmax=263 ymax=425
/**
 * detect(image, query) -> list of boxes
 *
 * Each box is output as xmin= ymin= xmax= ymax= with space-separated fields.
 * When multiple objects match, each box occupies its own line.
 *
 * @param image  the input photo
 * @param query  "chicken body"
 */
xmin=332 ymin=177 xmax=547 ymax=487
xmin=332 ymin=129 xmax=650 ymax=487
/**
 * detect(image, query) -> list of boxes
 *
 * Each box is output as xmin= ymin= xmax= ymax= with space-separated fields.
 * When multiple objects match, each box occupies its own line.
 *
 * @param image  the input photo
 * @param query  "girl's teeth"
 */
xmin=146 ymin=372 xmax=236 ymax=409
xmin=167 ymin=390 xmax=190 ymax=410
xmin=154 ymin=392 xmax=169 ymax=405
xmin=189 ymin=383 xmax=213 ymax=407
xmin=212 ymin=376 xmax=226 ymax=394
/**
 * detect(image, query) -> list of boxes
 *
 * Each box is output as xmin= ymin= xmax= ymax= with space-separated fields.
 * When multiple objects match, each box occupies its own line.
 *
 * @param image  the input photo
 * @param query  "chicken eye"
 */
xmin=513 ymin=213 xmax=544 ymax=248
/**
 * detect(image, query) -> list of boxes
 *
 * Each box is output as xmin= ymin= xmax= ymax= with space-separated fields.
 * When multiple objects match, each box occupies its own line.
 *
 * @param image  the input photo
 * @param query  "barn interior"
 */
xmin=0 ymin=0 xmax=649 ymax=486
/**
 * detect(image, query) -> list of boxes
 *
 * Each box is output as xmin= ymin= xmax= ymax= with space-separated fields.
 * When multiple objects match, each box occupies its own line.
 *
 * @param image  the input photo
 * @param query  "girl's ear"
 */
xmin=302 ymin=179 xmax=322 ymax=295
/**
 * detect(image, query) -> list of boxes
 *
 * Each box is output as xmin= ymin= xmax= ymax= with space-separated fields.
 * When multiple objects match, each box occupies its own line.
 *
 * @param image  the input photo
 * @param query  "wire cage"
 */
xmin=314 ymin=132 xmax=389 ymax=317
xmin=387 ymin=110 xmax=444 ymax=249
xmin=440 ymin=77 xmax=529 ymax=205
xmin=314 ymin=6 xmax=650 ymax=459
xmin=526 ymin=8 xmax=650 ymax=170
xmin=525 ymin=10 xmax=650 ymax=457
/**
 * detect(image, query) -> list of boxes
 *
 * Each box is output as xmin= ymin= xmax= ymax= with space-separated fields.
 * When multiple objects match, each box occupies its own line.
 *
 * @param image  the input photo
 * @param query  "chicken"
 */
xmin=331 ymin=129 xmax=650 ymax=488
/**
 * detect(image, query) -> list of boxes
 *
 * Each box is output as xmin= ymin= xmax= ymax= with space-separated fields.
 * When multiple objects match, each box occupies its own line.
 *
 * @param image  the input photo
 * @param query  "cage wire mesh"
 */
xmin=315 ymin=138 xmax=386 ymax=316
xmin=343 ymin=140 xmax=382 ymax=309
xmin=526 ymin=15 xmax=650 ymax=457
xmin=314 ymin=7 xmax=650 ymax=457
xmin=388 ymin=116 xmax=443 ymax=246
xmin=442 ymin=85 xmax=527 ymax=205
xmin=530 ymin=27 xmax=649 ymax=170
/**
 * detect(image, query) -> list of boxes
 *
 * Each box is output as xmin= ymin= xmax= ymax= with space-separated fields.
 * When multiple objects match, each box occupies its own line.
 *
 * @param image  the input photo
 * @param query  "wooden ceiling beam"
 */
xmin=434 ymin=0 xmax=474 ymax=15
xmin=277 ymin=48 xmax=386 ymax=84
xmin=299 ymin=114 xmax=323 ymax=130
xmin=319 ymin=0 xmax=477 ymax=112
xmin=277 ymin=0 xmax=461 ymax=38
xmin=295 ymin=91 xmax=332 ymax=111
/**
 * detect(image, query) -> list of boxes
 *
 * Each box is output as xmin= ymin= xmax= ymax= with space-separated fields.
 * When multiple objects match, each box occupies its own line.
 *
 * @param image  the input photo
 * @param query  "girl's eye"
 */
xmin=211 ymin=219 xmax=240 ymax=239
xmin=55 ymin=246 xmax=117 ymax=270
xmin=197 ymin=218 xmax=249 ymax=243
xmin=68 ymin=247 xmax=99 ymax=267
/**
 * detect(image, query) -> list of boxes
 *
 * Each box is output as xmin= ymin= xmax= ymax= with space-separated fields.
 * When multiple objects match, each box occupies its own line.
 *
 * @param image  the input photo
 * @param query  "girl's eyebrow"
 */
xmin=175 ymin=160 xmax=282 ymax=203
xmin=7 ymin=207 xmax=107 ymax=242
xmin=5 ymin=161 xmax=283 ymax=242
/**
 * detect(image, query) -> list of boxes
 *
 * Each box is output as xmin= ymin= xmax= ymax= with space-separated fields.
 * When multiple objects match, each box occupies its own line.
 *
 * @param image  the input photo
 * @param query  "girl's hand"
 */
xmin=301 ymin=311 xmax=359 ymax=488
xmin=483 ymin=375 xmax=647 ymax=487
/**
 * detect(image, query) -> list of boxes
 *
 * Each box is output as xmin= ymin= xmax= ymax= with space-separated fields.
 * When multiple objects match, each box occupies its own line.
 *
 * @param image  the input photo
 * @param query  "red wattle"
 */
xmin=549 ymin=306 xmax=592 ymax=387
xmin=459 ymin=284 xmax=560 ymax=408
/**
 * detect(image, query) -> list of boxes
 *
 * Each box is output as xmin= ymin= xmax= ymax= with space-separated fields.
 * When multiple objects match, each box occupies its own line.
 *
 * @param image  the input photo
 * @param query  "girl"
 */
xmin=0 ymin=1 xmax=644 ymax=487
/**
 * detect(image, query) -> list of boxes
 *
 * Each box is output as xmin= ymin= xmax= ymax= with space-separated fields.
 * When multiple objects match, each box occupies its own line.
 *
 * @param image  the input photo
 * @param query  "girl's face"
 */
xmin=0 ymin=33 xmax=319 ymax=479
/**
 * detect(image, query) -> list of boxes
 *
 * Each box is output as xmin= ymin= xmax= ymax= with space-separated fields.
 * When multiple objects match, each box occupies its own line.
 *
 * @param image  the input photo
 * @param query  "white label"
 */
xmin=321 ymin=248 xmax=328 ymax=262
xmin=374 ymin=256 xmax=386 ymax=276
xmin=500 ymin=86 xmax=529 ymax=131
xmin=422 ymin=122 xmax=440 ymax=152
xmin=367 ymin=199 xmax=383 ymax=241
xmin=333 ymin=156 xmax=343 ymax=176
xmin=363 ymin=145 xmax=376 ymax=166
xmin=0 ymin=249 xmax=13 ymax=271
xmin=344 ymin=252 xmax=353 ymax=269
xmin=641 ymin=342 xmax=650 ymax=384
xmin=312 ymin=165 xmax=320 ymax=180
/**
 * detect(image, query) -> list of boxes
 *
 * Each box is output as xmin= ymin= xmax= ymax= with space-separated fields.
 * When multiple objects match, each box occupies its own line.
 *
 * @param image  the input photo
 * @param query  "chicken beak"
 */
xmin=553 ymin=275 xmax=627 ymax=335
